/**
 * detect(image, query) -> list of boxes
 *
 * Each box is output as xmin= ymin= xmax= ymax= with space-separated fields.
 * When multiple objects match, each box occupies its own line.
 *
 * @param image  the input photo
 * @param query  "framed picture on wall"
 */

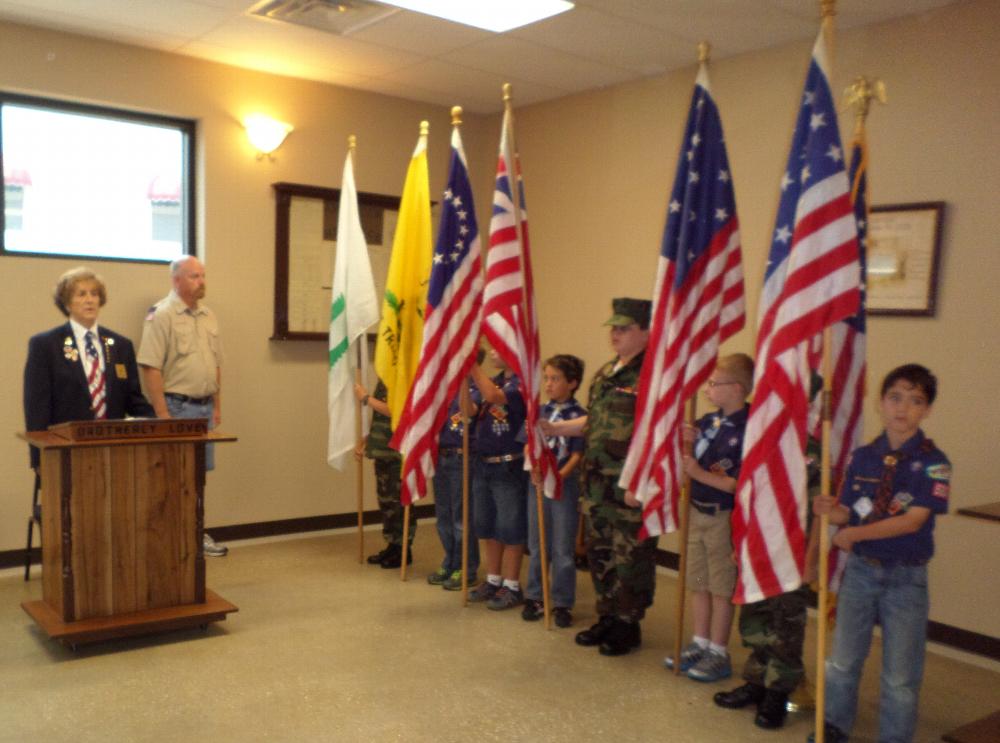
xmin=866 ymin=201 xmax=945 ymax=317
xmin=270 ymin=182 xmax=400 ymax=341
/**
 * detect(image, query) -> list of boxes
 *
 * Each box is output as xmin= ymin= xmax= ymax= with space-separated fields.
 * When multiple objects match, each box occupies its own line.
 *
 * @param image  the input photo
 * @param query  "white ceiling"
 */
xmin=0 ymin=0 xmax=956 ymax=113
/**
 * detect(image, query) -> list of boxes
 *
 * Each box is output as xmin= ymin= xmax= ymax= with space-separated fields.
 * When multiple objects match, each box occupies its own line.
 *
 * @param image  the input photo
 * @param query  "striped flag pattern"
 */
xmin=482 ymin=109 xmax=558 ymax=498
xmin=391 ymin=125 xmax=483 ymax=506
xmin=619 ymin=63 xmax=745 ymax=537
xmin=732 ymin=30 xmax=861 ymax=605
xmin=827 ymin=131 xmax=870 ymax=592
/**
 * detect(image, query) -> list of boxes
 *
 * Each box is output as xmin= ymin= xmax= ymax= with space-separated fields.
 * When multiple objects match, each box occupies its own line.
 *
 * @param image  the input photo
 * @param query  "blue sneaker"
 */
xmin=664 ymin=641 xmax=705 ymax=672
xmin=686 ymin=649 xmax=732 ymax=682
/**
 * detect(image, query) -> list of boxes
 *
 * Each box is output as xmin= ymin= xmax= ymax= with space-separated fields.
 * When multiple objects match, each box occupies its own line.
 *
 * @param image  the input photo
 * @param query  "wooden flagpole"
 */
xmin=673 ymin=394 xmax=698 ymax=674
xmin=460 ymin=382 xmax=472 ymax=605
xmin=399 ymin=120 xmax=429 ymax=582
xmin=448 ymin=105 xmax=475 ymax=607
xmin=502 ymin=83 xmax=553 ymax=629
xmin=816 ymin=3 xmax=836 ymax=740
xmin=350 ymin=134 xmax=366 ymax=565
xmin=672 ymin=40 xmax=711 ymax=674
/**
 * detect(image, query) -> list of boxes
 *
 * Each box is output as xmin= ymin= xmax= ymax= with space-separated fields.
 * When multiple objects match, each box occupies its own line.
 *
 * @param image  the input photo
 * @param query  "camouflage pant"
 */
xmin=584 ymin=470 xmax=659 ymax=621
xmin=739 ymin=586 xmax=809 ymax=693
xmin=374 ymin=458 xmax=415 ymax=547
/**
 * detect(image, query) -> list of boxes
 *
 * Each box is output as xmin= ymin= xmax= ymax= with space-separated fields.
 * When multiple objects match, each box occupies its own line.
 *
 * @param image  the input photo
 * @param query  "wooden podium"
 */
xmin=18 ymin=418 xmax=238 ymax=646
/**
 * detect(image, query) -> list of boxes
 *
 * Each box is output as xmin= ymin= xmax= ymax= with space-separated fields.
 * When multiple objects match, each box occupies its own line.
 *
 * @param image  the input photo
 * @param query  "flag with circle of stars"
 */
xmin=619 ymin=62 xmax=746 ymax=539
xmin=732 ymin=30 xmax=861 ymax=605
xmin=391 ymin=125 xmax=483 ymax=505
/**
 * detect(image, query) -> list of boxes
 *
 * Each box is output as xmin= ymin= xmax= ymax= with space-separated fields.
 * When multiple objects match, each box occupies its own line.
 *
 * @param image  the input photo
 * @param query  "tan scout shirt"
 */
xmin=137 ymin=291 xmax=222 ymax=397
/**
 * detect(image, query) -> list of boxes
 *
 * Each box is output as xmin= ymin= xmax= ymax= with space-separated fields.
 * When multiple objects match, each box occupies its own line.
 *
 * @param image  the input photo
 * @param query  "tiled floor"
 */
xmin=2 ymin=527 xmax=997 ymax=742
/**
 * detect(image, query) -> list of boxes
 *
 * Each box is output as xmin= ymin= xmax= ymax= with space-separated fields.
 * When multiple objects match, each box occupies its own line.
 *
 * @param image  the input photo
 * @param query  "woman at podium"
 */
xmin=23 ymin=267 xmax=153 ymax=467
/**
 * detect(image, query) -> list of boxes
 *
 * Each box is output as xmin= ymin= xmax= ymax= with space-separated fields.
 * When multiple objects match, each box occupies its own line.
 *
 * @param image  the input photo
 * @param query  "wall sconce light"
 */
xmin=244 ymin=115 xmax=293 ymax=160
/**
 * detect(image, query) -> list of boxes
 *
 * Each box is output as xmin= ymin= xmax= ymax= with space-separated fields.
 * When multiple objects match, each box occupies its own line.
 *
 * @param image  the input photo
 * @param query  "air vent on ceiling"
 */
xmin=249 ymin=0 xmax=399 ymax=36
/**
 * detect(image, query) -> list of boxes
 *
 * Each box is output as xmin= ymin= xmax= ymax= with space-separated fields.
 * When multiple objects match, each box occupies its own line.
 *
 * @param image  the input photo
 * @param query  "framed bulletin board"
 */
xmin=866 ymin=201 xmax=945 ymax=317
xmin=271 ymin=182 xmax=400 ymax=341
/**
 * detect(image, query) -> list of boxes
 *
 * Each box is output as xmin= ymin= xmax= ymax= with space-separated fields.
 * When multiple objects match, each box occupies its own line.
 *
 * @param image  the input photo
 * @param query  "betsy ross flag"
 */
xmin=620 ymin=63 xmax=745 ymax=538
xmin=327 ymin=146 xmax=379 ymax=470
xmin=391 ymin=124 xmax=483 ymax=506
xmin=482 ymin=108 xmax=558 ymax=498
xmin=374 ymin=126 xmax=432 ymax=428
xmin=826 ymin=130 xmax=870 ymax=593
xmin=732 ymin=30 xmax=860 ymax=604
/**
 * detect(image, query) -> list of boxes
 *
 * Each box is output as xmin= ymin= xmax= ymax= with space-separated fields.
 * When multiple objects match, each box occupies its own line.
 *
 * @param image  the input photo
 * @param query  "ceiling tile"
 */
xmin=0 ymin=0 xmax=233 ymax=37
xmin=378 ymin=59 xmax=564 ymax=113
xmin=176 ymin=39 xmax=358 ymax=84
xmin=512 ymin=5 xmax=694 ymax=76
xmin=576 ymin=0 xmax=816 ymax=57
xmin=193 ymin=15 xmax=422 ymax=77
xmin=441 ymin=35 xmax=635 ymax=94
xmin=768 ymin=0 xmax=958 ymax=29
xmin=348 ymin=9 xmax=490 ymax=57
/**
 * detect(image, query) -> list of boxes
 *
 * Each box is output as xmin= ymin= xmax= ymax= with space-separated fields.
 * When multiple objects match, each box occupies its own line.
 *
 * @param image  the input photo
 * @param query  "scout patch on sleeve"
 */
xmin=932 ymin=482 xmax=950 ymax=499
xmin=925 ymin=463 xmax=951 ymax=481
xmin=145 ymin=305 xmax=157 ymax=322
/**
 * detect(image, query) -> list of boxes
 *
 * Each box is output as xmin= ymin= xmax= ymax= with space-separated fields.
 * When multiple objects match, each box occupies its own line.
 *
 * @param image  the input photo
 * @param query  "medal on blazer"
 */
xmin=115 ymin=363 xmax=127 ymax=379
xmin=63 ymin=336 xmax=79 ymax=362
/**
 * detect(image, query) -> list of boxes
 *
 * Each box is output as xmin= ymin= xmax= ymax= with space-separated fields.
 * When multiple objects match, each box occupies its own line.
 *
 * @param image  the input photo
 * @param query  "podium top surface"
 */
xmin=18 ymin=418 xmax=237 ymax=449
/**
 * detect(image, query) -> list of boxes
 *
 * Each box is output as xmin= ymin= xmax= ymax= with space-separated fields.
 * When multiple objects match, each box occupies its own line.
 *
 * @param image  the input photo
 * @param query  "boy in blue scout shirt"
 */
xmin=665 ymin=353 xmax=753 ymax=682
xmin=467 ymin=347 xmax=529 ymax=611
xmin=521 ymin=354 xmax=587 ymax=628
xmin=809 ymin=364 xmax=951 ymax=743
xmin=426 ymin=385 xmax=481 ymax=591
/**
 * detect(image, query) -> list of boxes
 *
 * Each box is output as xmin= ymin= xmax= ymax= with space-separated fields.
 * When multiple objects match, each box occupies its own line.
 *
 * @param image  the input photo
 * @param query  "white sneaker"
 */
xmin=203 ymin=532 xmax=228 ymax=557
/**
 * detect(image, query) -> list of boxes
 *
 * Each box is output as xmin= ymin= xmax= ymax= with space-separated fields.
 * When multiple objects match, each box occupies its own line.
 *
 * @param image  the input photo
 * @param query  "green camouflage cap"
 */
xmin=605 ymin=297 xmax=651 ymax=328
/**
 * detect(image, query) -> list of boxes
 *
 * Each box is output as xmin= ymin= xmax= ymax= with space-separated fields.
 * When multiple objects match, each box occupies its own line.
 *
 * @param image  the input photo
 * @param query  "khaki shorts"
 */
xmin=686 ymin=508 xmax=737 ymax=598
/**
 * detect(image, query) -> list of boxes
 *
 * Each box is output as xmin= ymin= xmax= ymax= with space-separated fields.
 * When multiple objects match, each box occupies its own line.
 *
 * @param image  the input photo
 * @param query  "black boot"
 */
xmin=754 ymin=688 xmax=789 ymax=730
xmin=714 ymin=682 xmax=766 ymax=709
xmin=380 ymin=545 xmax=412 ymax=569
xmin=366 ymin=545 xmax=392 ymax=564
xmin=598 ymin=619 xmax=641 ymax=656
xmin=575 ymin=615 xmax=615 ymax=646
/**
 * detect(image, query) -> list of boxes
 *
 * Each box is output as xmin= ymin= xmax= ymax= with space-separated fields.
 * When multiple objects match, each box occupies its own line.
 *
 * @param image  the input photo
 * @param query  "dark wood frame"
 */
xmin=867 ymin=201 xmax=945 ymax=317
xmin=271 ymin=181 xmax=400 ymax=341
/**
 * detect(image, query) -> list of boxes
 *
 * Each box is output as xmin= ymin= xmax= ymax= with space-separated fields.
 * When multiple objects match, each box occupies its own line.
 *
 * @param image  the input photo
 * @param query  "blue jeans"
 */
xmin=526 ymin=476 xmax=580 ymax=608
xmin=824 ymin=554 xmax=929 ymax=743
xmin=166 ymin=395 xmax=215 ymax=470
xmin=472 ymin=458 xmax=529 ymax=545
xmin=432 ymin=451 xmax=479 ymax=574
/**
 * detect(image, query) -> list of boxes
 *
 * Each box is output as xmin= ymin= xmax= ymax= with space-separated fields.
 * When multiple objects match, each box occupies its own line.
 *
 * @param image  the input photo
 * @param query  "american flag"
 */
xmin=482 ymin=108 xmax=558 ymax=498
xmin=619 ymin=64 xmax=745 ymax=538
xmin=732 ymin=31 xmax=861 ymax=605
xmin=391 ymin=125 xmax=483 ymax=506
xmin=827 ymin=131 xmax=870 ymax=592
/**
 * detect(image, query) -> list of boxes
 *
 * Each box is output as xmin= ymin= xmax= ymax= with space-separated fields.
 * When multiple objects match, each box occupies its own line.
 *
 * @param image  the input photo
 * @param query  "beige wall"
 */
xmin=3 ymin=1 xmax=998 ymax=638
xmin=0 ymin=21 xmax=495 ymax=555
xmin=503 ymin=0 xmax=999 ymax=638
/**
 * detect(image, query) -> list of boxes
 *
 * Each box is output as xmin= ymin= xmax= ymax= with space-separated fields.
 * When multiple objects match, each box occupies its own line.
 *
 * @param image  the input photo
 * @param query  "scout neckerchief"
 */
xmin=870 ymin=436 xmax=936 ymax=520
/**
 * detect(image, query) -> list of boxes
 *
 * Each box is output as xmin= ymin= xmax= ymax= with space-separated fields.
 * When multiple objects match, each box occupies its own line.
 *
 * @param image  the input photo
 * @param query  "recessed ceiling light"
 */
xmin=377 ymin=0 xmax=574 ymax=33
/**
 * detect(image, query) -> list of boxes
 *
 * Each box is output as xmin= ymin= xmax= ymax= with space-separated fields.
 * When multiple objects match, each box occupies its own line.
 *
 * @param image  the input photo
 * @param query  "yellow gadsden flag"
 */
xmin=375 ymin=122 xmax=432 ymax=428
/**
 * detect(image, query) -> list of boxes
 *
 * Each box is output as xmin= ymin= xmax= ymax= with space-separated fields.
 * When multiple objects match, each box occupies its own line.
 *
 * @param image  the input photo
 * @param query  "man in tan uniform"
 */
xmin=138 ymin=256 xmax=227 ymax=556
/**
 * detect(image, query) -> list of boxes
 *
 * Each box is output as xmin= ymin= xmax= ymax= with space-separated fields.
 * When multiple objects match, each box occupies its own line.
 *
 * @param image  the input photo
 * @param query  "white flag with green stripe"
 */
xmin=328 ymin=148 xmax=378 ymax=469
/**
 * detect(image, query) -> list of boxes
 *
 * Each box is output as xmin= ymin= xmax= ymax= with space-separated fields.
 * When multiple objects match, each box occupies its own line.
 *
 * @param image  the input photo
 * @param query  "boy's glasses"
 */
xmin=706 ymin=379 xmax=739 ymax=388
